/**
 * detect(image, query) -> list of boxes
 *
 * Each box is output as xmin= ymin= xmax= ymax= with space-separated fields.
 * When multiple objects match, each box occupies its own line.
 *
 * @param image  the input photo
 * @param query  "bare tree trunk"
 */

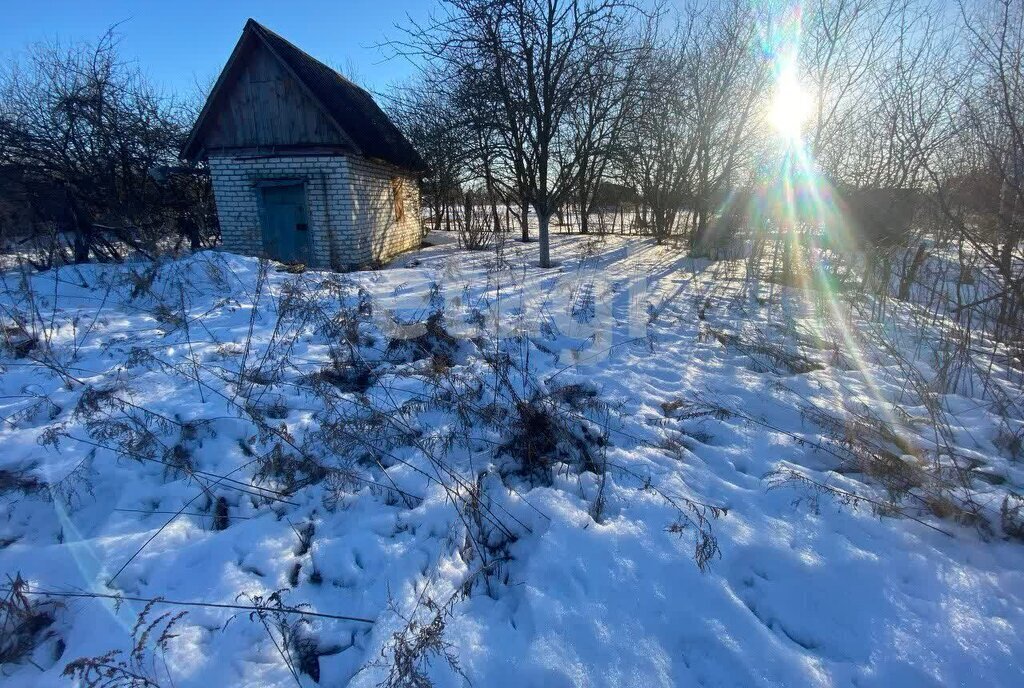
xmin=432 ymin=201 xmax=444 ymax=233
xmin=70 ymin=200 xmax=93 ymax=264
xmin=182 ymin=217 xmax=201 ymax=250
xmin=693 ymin=207 xmax=709 ymax=252
xmin=490 ymin=192 xmax=502 ymax=234
xmin=483 ymin=167 xmax=502 ymax=234
xmin=538 ymin=212 xmax=552 ymax=267
xmin=520 ymin=200 xmax=530 ymax=242
xmin=898 ymin=242 xmax=927 ymax=301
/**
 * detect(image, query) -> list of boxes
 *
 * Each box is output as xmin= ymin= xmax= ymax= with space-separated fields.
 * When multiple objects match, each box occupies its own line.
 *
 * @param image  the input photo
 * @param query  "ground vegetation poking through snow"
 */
xmin=0 ymin=233 xmax=1023 ymax=686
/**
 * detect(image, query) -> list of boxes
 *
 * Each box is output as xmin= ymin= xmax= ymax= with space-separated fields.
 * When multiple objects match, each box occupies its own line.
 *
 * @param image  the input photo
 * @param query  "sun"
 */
xmin=769 ymin=62 xmax=813 ymax=143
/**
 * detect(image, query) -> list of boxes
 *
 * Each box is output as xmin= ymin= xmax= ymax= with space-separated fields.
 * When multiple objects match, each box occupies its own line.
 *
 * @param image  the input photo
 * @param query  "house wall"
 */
xmin=209 ymin=153 xmax=421 ymax=270
xmin=344 ymin=157 xmax=423 ymax=266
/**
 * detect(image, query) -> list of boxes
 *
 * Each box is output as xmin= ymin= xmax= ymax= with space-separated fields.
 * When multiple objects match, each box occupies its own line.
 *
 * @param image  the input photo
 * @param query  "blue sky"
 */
xmin=2 ymin=0 xmax=436 ymax=96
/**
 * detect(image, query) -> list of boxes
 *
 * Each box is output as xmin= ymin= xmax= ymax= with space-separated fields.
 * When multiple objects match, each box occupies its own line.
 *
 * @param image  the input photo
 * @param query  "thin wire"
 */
xmin=2 ymin=587 xmax=375 ymax=624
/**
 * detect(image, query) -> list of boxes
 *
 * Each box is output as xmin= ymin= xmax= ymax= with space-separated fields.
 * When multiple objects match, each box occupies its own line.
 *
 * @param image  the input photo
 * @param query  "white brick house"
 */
xmin=182 ymin=19 xmax=427 ymax=270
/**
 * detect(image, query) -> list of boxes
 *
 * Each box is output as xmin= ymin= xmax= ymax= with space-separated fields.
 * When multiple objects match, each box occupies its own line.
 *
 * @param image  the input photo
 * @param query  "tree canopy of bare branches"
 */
xmin=0 ymin=29 xmax=212 ymax=266
xmin=399 ymin=0 xmax=645 ymax=266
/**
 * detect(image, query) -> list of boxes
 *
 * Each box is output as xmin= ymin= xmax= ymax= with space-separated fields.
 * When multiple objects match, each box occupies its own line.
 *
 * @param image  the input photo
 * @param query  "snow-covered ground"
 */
xmin=1 ymin=233 xmax=1023 ymax=687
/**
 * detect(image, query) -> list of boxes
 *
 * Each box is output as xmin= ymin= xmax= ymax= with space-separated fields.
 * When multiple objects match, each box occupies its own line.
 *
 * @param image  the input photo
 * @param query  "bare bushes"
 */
xmin=242 ymin=590 xmax=325 ymax=686
xmin=384 ymin=311 xmax=461 ymax=367
xmin=494 ymin=382 xmax=609 ymax=479
xmin=703 ymin=324 xmax=825 ymax=375
xmin=63 ymin=601 xmax=185 ymax=687
xmin=0 ymin=31 xmax=217 ymax=270
xmin=375 ymin=591 xmax=465 ymax=688
xmin=1 ymin=574 xmax=63 ymax=671
xmin=456 ymin=191 xmax=495 ymax=251
xmin=0 ymin=319 xmax=37 ymax=358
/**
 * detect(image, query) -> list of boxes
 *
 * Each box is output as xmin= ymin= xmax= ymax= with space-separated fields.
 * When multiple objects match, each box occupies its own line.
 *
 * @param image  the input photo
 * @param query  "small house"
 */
xmin=182 ymin=19 xmax=428 ymax=270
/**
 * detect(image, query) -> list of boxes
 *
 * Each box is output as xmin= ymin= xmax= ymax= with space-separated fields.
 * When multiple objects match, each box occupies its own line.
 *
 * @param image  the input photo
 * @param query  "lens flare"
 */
xmin=769 ymin=61 xmax=813 ymax=143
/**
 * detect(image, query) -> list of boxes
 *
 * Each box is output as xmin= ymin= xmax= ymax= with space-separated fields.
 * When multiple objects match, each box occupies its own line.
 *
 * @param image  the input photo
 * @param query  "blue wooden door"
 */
xmin=259 ymin=183 xmax=310 ymax=264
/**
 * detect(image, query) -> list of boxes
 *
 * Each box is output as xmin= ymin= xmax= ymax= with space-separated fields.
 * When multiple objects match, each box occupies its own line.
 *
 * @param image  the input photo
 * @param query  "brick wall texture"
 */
xmin=209 ymin=153 xmax=422 ymax=270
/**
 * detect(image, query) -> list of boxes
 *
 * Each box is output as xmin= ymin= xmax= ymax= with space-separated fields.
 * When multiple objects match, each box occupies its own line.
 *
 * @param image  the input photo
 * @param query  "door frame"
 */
xmin=254 ymin=178 xmax=313 ymax=264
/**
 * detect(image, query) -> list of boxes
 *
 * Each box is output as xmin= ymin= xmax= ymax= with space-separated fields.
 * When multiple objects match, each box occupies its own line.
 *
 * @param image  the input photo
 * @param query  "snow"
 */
xmin=1 ymin=233 xmax=1023 ymax=686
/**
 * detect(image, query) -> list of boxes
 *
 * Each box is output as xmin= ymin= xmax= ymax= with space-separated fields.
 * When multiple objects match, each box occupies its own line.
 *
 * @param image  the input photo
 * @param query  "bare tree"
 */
xmin=568 ymin=9 xmax=651 ymax=235
xmin=0 ymin=29 xmax=202 ymax=265
xmin=686 ymin=0 xmax=767 ymax=252
xmin=401 ymin=0 xmax=641 ymax=267
xmin=954 ymin=0 xmax=1024 ymax=301
xmin=389 ymin=76 xmax=472 ymax=239
xmin=621 ymin=2 xmax=764 ymax=249
xmin=801 ymin=0 xmax=904 ymax=180
xmin=620 ymin=27 xmax=695 ymax=242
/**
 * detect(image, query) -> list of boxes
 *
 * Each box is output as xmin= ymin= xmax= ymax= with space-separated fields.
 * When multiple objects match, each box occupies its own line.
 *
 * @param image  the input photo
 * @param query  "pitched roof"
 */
xmin=181 ymin=19 xmax=427 ymax=173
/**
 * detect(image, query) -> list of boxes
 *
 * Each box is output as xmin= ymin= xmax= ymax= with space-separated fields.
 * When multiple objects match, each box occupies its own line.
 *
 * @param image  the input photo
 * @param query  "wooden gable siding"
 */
xmin=200 ymin=41 xmax=349 ymax=152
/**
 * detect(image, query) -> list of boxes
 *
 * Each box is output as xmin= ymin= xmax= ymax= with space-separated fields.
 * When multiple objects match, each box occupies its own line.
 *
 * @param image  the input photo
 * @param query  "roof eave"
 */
xmin=180 ymin=21 xmax=258 ymax=162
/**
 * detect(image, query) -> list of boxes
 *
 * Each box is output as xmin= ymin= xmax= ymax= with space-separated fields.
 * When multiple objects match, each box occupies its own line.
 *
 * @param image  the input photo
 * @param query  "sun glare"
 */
xmin=769 ymin=63 xmax=813 ymax=143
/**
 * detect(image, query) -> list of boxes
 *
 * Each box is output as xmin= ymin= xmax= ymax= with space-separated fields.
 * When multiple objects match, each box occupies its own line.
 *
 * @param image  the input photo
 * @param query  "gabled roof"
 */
xmin=181 ymin=19 xmax=427 ymax=173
